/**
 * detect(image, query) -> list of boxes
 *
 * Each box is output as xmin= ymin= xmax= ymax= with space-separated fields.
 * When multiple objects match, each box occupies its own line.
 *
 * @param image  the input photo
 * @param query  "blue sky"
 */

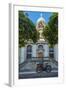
xmin=25 ymin=11 xmax=52 ymax=24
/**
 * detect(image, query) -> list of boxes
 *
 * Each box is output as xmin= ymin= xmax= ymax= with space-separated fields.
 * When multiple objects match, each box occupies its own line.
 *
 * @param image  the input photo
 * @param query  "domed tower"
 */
xmin=36 ymin=13 xmax=46 ymax=41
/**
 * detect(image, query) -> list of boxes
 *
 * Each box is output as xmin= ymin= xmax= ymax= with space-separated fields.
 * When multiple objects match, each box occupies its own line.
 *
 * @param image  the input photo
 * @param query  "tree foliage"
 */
xmin=43 ymin=13 xmax=58 ymax=47
xmin=19 ymin=11 xmax=39 ymax=47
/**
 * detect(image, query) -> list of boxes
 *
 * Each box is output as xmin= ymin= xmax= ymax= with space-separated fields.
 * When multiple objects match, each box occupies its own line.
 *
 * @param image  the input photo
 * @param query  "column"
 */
xmin=32 ymin=44 xmax=36 ymax=58
xmin=44 ymin=44 xmax=49 ymax=60
xmin=19 ymin=47 xmax=25 ymax=64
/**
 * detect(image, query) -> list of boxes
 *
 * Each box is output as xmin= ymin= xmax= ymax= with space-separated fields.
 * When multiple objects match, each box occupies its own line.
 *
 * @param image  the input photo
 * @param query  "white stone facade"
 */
xmin=19 ymin=43 xmax=58 ymax=64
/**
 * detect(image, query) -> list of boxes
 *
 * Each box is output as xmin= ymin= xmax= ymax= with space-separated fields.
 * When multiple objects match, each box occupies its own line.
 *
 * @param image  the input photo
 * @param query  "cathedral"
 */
xmin=19 ymin=14 xmax=58 ymax=65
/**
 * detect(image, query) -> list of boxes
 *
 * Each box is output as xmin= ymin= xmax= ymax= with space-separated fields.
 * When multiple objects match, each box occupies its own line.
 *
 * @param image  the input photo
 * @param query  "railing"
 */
xmin=19 ymin=57 xmax=58 ymax=65
xmin=26 ymin=57 xmax=50 ymax=62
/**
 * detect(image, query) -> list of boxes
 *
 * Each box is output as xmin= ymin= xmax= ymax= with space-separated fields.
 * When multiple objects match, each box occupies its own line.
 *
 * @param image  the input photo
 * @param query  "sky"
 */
xmin=25 ymin=11 xmax=53 ymax=24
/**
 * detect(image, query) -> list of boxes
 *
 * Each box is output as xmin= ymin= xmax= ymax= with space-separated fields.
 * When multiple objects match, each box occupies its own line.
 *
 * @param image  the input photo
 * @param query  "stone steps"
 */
xmin=19 ymin=60 xmax=58 ymax=72
xmin=19 ymin=62 xmax=36 ymax=72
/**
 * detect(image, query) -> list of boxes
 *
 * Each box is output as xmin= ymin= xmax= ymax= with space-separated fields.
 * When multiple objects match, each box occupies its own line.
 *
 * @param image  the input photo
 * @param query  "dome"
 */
xmin=37 ymin=17 xmax=45 ymax=24
xmin=36 ymin=13 xmax=45 ymax=24
xmin=36 ymin=13 xmax=46 ymax=30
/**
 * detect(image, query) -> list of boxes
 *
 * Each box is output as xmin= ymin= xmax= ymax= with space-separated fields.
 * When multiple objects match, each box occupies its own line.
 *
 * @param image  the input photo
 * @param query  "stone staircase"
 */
xmin=19 ymin=58 xmax=58 ymax=72
xmin=50 ymin=59 xmax=58 ymax=69
xmin=19 ymin=61 xmax=36 ymax=72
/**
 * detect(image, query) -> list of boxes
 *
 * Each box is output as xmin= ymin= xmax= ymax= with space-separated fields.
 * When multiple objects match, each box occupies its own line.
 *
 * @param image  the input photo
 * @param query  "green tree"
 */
xmin=43 ymin=13 xmax=58 ymax=47
xmin=19 ymin=11 xmax=39 ymax=47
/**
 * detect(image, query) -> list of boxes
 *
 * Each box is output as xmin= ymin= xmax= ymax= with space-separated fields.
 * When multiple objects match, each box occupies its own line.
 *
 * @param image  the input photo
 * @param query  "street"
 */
xmin=19 ymin=71 xmax=58 ymax=79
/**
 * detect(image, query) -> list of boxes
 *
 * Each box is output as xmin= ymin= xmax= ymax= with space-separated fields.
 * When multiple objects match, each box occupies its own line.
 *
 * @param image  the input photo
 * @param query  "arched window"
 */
xmin=27 ymin=45 xmax=32 ymax=59
xmin=38 ymin=45 xmax=43 ymax=49
xmin=27 ymin=45 xmax=32 ymax=52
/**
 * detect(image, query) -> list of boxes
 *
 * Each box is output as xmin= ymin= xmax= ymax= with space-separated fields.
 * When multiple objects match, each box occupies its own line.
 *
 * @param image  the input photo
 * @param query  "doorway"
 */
xmin=37 ymin=52 xmax=44 ymax=58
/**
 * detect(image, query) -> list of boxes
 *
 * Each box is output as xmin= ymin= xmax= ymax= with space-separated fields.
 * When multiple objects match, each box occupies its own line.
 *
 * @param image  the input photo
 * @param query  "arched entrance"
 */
xmin=26 ymin=45 xmax=32 ymax=59
xmin=37 ymin=52 xmax=43 ymax=58
xmin=37 ymin=45 xmax=44 ymax=58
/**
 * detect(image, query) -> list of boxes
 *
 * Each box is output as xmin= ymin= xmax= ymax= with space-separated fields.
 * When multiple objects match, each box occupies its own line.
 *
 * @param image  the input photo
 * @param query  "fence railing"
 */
xmin=26 ymin=57 xmax=49 ymax=62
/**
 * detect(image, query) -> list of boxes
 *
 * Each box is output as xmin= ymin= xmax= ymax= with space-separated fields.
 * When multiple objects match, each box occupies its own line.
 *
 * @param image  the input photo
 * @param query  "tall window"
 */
xmin=49 ymin=48 xmax=54 ymax=58
xmin=27 ymin=45 xmax=32 ymax=59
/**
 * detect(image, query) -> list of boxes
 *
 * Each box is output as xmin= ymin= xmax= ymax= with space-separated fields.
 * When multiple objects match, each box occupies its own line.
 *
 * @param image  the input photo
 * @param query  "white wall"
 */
xmin=19 ymin=47 xmax=25 ymax=64
xmin=32 ymin=44 xmax=36 ymax=57
xmin=44 ymin=44 xmax=49 ymax=58
xmin=54 ymin=44 xmax=58 ymax=61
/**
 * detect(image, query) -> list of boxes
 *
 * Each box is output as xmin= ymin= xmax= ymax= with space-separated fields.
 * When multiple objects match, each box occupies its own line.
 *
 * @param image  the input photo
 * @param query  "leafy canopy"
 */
xmin=19 ymin=11 xmax=39 ymax=47
xmin=42 ymin=13 xmax=58 ymax=47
